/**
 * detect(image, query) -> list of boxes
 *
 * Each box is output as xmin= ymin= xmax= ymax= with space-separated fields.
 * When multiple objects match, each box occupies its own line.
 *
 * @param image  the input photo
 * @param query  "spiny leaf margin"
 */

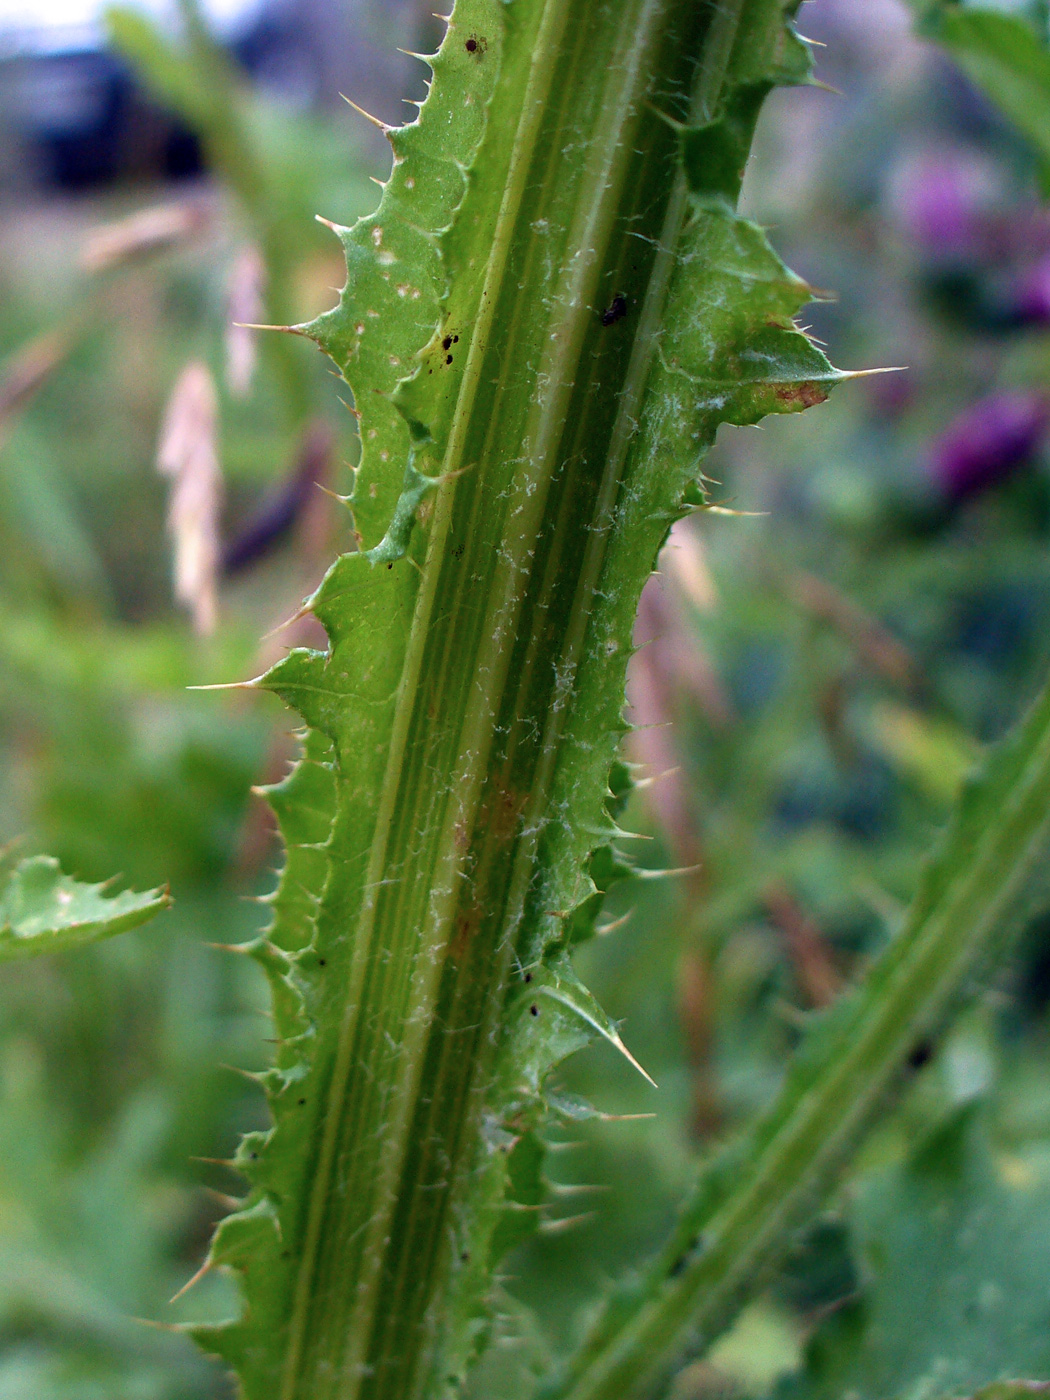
xmin=0 ymin=853 xmax=168 ymax=960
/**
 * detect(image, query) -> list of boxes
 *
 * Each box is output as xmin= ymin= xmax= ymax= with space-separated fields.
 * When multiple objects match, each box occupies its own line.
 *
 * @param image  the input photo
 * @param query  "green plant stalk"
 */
xmin=542 ymin=667 xmax=1050 ymax=1400
xmin=106 ymin=0 xmax=312 ymax=423
xmin=176 ymin=0 xmax=312 ymax=422
xmin=191 ymin=2 xmax=843 ymax=1398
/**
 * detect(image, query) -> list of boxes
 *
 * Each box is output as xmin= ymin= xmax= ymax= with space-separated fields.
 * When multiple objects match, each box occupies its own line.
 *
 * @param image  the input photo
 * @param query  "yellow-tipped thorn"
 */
xmin=219 ymin=1061 xmax=262 ymax=1084
xmin=637 ymin=862 xmax=702 ymax=882
xmin=433 ymin=461 xmax=477 ymax=486
xmin=170 ymin=1257 xmax=212 ymax=1305
xmin=259 ymin=603 xmax=314 ymax=643
xmin=202 ymin=1186 xmax=243 ymax=1212
xmin=131 ymin=1315 xmax=184 ymax=1334
xmin=190 ymin=1155 xmax=242 ymax=1170
xmin=204 ymin=940 xmax=252 ymax=955
xmin=341 ymin=95 xmax=392 ymax=132
xmin=839 ymin=365 xmax=908 ymax=379
xmin=596 ymin=910 xmax=632 ymax=937
xmin=810 ymin=79 xmax=844 ymax=96
xmin=314 ymin=481 xmax=352 ymax=506
xmin=397 ymin=47 xmax=432 ymax=62
xmin=551 ymin=1181 xmax=610 ymax=1197
xmin=539 ymin=1212 xmax=596 ymax=1236
xmin=231 ymin=321 xmax=304 ymax=336
xmin=187 ymin=677 xmax=263 ymax=692
xmin=611 ymin=1031 xmax=658 ymax=1088
xmin=646 ymin=102 xmax=684 ymax=131
xmin=314 ymin=215 xmax=349 ymax=236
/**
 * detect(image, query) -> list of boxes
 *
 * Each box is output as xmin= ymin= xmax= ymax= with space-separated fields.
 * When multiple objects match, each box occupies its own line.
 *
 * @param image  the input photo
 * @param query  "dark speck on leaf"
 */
xmin=446 ymin=354 xmax=453 ymax=365
xmin=600 ymin=292 xmax=628 ymax=326
xmin=442 ymin=335 xmax=452 ymax=350
xmin=524 ymin=971 xmax=532 ymax=983
xmin=907 ymin=1039 xmax=934 ymax=1070
xmin=668 ymin=1234 xmax=701 ymax=1277
xmin=529 ymin=1003 xmax=539 ymax=1016
xmin=465 ymin=34 xmax=486 ymax=57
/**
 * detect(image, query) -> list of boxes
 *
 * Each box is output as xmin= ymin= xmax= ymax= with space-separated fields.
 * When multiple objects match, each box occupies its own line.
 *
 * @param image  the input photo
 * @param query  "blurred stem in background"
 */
xmin=107 ymin=0 xmax=315 ymax=427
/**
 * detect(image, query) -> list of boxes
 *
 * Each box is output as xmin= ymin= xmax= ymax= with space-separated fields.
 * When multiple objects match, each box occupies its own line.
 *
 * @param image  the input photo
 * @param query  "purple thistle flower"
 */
xmin=889 ymin=149 xmax=997 ymax=260
xmin=1013 ymin=253 xmax=1050 ymax=327
xmin=222 ymin=423 xmax=333 ymax=574
xmin=929 ymin=390 xmax=1049 ymax=501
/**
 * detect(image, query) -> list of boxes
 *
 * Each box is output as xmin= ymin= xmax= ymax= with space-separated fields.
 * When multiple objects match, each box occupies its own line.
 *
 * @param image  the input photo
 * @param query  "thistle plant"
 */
xmin=187 ymin=2 xmax=847 ymax=1393
xmin=13 ymin=2 xmax=1049 ymax=1399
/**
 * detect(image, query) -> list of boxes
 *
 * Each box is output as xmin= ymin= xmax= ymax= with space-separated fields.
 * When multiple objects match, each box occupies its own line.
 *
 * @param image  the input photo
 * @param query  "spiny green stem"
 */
xmin=283 ymin=3 xmax=690 ymax=1394
xmin=193 ymin=3 xmax=844 ymax=1397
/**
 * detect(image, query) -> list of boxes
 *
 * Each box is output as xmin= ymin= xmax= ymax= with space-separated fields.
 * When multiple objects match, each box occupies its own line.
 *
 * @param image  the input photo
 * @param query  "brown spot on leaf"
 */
xmin=776 ymin=381 xmax=828 ymax=409
xmin=449 ymin=895 xmax=486 ymax=961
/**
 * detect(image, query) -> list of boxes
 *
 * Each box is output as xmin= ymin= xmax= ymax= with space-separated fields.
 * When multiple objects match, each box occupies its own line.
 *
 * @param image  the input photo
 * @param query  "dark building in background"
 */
xmin=0 ymin=0 xmax=428 ymax=195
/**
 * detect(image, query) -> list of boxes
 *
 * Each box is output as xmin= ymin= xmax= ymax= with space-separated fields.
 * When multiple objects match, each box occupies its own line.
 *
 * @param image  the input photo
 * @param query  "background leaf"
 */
xmin=0 ymin=855 xmax=169 ymax=962
xmin=780 ymin=1111 xmax=1050 ymax=1400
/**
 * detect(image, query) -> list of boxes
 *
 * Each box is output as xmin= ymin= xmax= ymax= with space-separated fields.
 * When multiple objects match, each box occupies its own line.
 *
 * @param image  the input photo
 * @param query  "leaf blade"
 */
xmin=0 ymin=855 xmax=169 ymax=961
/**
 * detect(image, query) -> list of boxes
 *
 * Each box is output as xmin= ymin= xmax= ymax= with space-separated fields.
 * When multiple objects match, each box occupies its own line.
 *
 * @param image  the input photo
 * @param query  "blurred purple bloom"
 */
xmin=929 ymin=390 xmax=1049 ymax=501
xmin=222 ymin=423 xmax=332 ymax=574
xmin=888 ymin=148 xmax=999 ymax=260
xmin=1014 ymin=253 xmax=1050 ymax=326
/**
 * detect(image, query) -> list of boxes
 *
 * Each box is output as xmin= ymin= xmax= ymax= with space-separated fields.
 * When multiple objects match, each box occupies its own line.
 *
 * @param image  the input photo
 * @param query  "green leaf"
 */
xmin=781 ymin=1114 xmax=1050 ymax=1400
xmin=951 ymin=1386 xmax=1050 ymax=1400
xmin=104 ymin=7 xmax=213 ymax=131
xmin=0 ymin=854 xmax=169 ymax=961
xmin=911 ymin=4 xmax=1050 ymax=180
xmin=543 ymin=657 xmax=1050 ymax=1400
xmin=190 ymin=2 xmax=843 ymax=1398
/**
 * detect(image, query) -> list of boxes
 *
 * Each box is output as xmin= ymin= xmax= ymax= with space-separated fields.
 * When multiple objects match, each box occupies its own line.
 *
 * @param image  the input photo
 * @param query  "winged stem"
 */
xmin=193 ymin=4 xmax=843 ymax=1397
